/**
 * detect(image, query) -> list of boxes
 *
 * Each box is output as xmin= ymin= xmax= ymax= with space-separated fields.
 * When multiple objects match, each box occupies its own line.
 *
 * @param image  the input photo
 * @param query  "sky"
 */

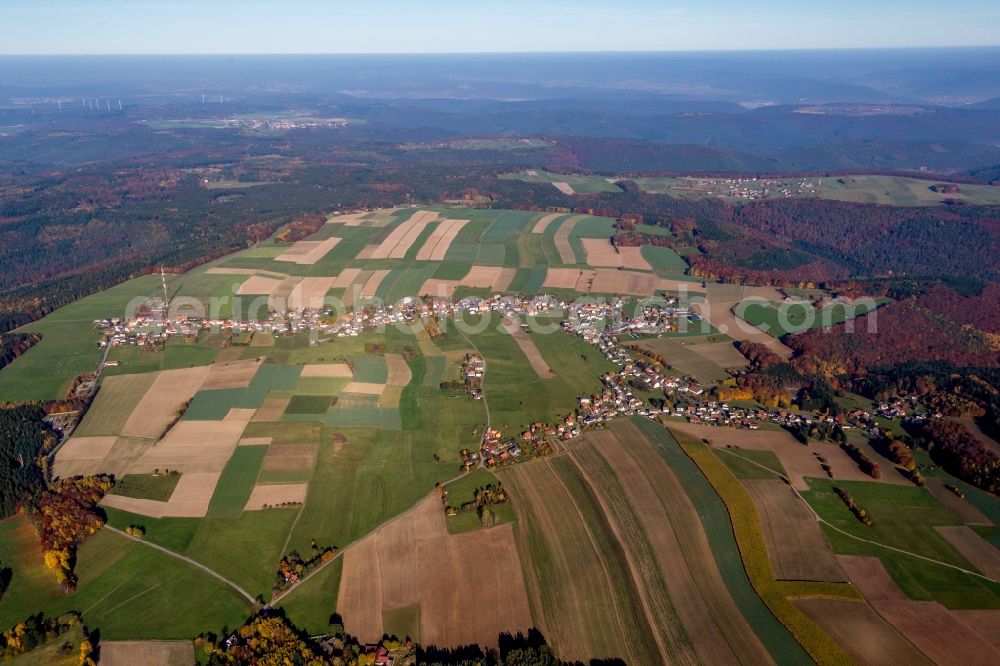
xmin=2 ymin=0 xmax=999 ymax=54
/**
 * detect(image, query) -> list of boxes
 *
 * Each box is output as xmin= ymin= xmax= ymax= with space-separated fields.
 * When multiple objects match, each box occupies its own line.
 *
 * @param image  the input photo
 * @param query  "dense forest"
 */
xmin=0 ymin=405 xmax=55 ymax=518
xmin=0 ymin=334 xmax=41 ymax=372
xmin=789 ymin=285 xmax=1000 ymax=375
xmin=199 ymin=611 xmax=593 ymax=666
xmin=2 ymin=130 xmax=998 ymax=335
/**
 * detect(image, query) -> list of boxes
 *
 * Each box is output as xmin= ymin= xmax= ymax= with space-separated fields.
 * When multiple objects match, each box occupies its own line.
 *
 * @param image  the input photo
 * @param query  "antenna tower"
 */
xmin=160 ymin=266 xmax=170 ymax=320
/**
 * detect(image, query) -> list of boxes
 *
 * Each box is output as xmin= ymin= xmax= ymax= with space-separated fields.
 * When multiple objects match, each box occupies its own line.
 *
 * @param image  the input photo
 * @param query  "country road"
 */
xmin=458 ymin=328 xmax=491 ymax=468
xmin=268 ymin=473 xmax=469 ymax=606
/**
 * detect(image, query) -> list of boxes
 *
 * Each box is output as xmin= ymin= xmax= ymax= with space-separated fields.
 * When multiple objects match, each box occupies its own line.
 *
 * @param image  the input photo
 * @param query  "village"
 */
xmin=689 ymin=176 xmax=819 ymax=200
xmin=94 ymin=288 xmax=919 ymax=475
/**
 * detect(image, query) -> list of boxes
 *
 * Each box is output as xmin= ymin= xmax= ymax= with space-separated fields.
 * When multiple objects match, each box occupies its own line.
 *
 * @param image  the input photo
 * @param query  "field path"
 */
xmin=270 ymin=472 xmax=469 ymax=606
xmin=715 ymin=447 xmax=1000 ymax=585
xmin=457 ymin=328 xmax=492 ymax=463
xmin=105 ymin=525 xmax=257 ymax=606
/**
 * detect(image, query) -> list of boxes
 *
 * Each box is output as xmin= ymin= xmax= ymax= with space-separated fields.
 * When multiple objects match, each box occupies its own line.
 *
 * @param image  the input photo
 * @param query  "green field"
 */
xmin=444 ymin=468 xmax=515 ymax=534
xmin=631 ymin=335 xmax=739 ymax=384
xmin=715 ymin=448 xmax=787 ymax=480
xmin=802 ymin=478 xmax=1000 ymax=608
xmin=207 ymin=446 xmax=267 ymax=518
xmin=629 ymin=174 xmax=1000 ymax=206
xmin=501 ymin=171 xmax=1000 ymax=207
xmin=0 ymin=204 xmax=890 ymax=659
xmin=737 ymin=299 xmax=887 ymax=336
xmin=641 ymin=246 xmax=690 ymax=272
xmin=109 ymin=473 xmax=182 ymax=502
xmin=382 ymin=604 xmax=420 ymax=642
xmin=500 ymin=170 xmax=623 ymax=194
xmin=0 ymin=275 xmax=175 ymax=401
xmin=0 ymin=515 xmax=248 ymax=638
xmin=285 ymin=394 xmax=335 ymax=415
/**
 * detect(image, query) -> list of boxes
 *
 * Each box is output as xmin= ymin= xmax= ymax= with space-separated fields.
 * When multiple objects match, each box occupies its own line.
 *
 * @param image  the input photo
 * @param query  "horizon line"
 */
xmin=2 ymin=44 xmax=1000 ymax=57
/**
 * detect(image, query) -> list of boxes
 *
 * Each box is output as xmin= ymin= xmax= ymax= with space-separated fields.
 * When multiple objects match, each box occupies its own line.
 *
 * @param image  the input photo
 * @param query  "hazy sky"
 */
xmin=3 ymin=0 xmax=999 ymax=54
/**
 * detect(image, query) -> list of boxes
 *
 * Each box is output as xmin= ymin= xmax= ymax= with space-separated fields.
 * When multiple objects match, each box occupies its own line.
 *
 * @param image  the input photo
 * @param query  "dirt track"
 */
xmin=502 ymin=318 xmax=555 ymax=378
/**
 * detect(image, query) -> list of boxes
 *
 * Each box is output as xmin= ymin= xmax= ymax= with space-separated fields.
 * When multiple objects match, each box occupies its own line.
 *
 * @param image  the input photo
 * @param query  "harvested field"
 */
xmin=100 ymin=471 xmax=222 ymax=518
xmin=202 ymin=358 xmax=262 ymax=390
xmin=53 ymin=436 xmax=119 ymax=477
xmin=552 ymin=182 xmax=575 ymax=195
xmin=131 ymin=415 xmax=253 ymax=474
xmin=380 ymin=385 xmax=403 ymax=408
xmin=542 ymin=268 xmax=586 ymax=290
xmin=274 ymin=237 xmax=341 ymax=265
xmin=355 ymin=245 xmax=377 ymax=260
xmin=343 ymin=382 xmax=385 ymax=395
xmin=591 ymin=268 xmax=659 ymax=296
xmin=552 ymin=215 xmax=583 ymax=264
xmin=502 ymin=318 xmax=554 ymax=379
xmin=99 ymin=640 xmax=195 ymax=666
xmin=531 ymin=213 xmax=563 ymax=233
xmin=420 ymin=278 xmax=458 ymax=298
xmin=252 ymin=397 xmax=291 ymax=422
xmin=581 ymin=238 xmax=653 ymax=270
xmin=953 ymin=610 xmax=1000 ymax=649
xmin=685 ymin=341 xmax=750 ymax=368
xmin=205 ymin=266 xmax=288 ymax=279
xmin=245 ymin=483 xmax=309 ymax=510
xmin=415 ymin=218 xmax=469 ymax=261
xmin=794 ymin=599 xmax=931 ymax=666
xmin=876 ymin=599 xmax=1000 ymax=665
xmin=385 ymin=354 xmax=412 ymax=387
xmin=459 ymin=265 xmax=504 ymax=289
xmin=331 ymin=267 xmax=363 ymax=289
xmin=925 ymin=479 xmax=993 ymax=525
xmin=337 ymin=494 xmax=532 ymax=649
xmin=837 ymin=555 xmax=910 ymax=602
xmin=289 ymin=277 xmax=338 ymax=310
xmin=240 ymin=437 xmax=273 ymax=446
xmin=54 ymin=436 xmax=154 ymax=478
xmin=268 ymin=276 xmax=303 ymax=312
xmin=361 ymin=269 xmax=391 ymax=299
xmin=669 ymin=421 xmax=886 ymax=490
xmin=657 ymin=278 xmax=706 ymax=294
xmin=743 ymin=479 xmax=846 ymax=582
xmin=73 ymin=373 xmax=156 ymax=437
xmin=491 ymin=267 xmax=517 ymax=292
xmin=263 ymin=442 xmax=316 ymax=471
xmin=369 ymin=210 xmax=439 ymax=259
xmin=300 ymin=363 xmax=353 ymax=378
xmin=695 ymin=285 xmax=792 ymax=359
xmin=236 ymin=275 xmax=283 ymax=295
xmin=584 ymin=424 xmax=773 ymax=664
xmin=121 ymin=366 xmax=211 ymax=440
xmin=935 ymin=526 xmax=1000 ymax=579
xmin=58 ymin=435 xmax=118 ymax=460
